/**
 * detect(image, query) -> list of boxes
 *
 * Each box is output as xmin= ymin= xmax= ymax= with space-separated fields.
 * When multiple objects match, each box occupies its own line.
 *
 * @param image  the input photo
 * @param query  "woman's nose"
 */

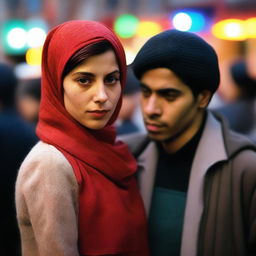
xmin=93 ymin=82 xmax=108 ymax=103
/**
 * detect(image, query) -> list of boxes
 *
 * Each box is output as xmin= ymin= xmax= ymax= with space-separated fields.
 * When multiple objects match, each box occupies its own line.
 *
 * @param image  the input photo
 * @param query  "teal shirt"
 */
xmin=148 ymin=115 xmax=206 ymax=256
xmin=149 ymin=187 xmax=186 ymax=256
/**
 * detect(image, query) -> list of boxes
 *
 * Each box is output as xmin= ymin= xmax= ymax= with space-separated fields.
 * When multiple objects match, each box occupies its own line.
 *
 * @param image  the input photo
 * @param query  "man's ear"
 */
xmin=197 ymin=90 xmax=212 ymax=108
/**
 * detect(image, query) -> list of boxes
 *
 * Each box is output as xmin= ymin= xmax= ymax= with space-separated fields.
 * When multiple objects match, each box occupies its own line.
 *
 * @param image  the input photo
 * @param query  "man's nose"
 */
xmin=143 ymin=95 xmax=162 ymax=117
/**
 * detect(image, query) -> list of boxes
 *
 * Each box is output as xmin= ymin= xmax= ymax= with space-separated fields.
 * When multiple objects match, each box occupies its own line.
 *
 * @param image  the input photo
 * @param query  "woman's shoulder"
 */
xmin=22 ymin=141 xmax=69 ymax=167
xmin=17 ymin=141 xmax=74 ymax=186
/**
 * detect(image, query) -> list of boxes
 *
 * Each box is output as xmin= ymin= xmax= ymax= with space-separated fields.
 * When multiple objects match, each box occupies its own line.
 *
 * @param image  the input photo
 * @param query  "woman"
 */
xmin=15 ymin=20 xmax=149 ymax=256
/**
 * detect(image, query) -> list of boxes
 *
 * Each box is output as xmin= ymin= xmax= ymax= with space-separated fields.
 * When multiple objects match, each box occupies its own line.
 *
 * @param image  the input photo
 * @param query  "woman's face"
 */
xmin=63 ymin=50 xmax=121 ymax=129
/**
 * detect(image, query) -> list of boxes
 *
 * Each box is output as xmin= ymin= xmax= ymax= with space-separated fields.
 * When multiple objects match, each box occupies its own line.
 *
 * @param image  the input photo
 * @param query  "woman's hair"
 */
xmin=62 ymin=40 xmax=117 ymax=79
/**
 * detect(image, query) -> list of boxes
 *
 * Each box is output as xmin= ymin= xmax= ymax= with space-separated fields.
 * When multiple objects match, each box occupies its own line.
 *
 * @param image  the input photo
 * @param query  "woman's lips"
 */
xmin=87 ymin=110 xmax=109 ymax=118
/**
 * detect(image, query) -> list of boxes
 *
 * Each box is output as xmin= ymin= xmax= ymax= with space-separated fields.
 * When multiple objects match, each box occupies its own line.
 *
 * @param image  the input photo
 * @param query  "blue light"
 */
xmin=189 ymin=12 xmax=205 ymax=32
xmin=171 ymin=10 xmax=206 ymax=32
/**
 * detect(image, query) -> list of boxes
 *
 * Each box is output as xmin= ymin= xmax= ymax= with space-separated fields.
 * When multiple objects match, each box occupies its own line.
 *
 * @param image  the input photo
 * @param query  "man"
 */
xmin=214 ymin=59 xmax=256 ymax=141
xmin=122 ymin=30 xmax=256 ymax=256
xmin=0 ymin=62 xmax=38 ymax=256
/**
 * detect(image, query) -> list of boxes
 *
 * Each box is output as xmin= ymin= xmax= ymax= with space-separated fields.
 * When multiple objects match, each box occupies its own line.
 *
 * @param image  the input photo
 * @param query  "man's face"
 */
xmin=140 ymin=68 xmax=207 ymax=142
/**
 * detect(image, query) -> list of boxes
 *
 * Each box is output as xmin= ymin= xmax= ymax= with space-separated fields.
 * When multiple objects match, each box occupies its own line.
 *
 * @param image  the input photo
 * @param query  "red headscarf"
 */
xmin=37 ymin=20 xmax=136 ymax=184
xmin=36 ymin=21 xmax=148 ymax=255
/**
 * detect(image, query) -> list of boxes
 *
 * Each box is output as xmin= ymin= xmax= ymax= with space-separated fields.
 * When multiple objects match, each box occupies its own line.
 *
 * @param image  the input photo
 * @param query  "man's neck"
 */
xmin=162 ymin=110 xmax=206 ymax=154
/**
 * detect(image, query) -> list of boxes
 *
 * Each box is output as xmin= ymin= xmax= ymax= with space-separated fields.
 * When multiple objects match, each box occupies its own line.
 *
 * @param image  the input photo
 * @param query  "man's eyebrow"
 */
xmin=140 ymin=82 xmax=181 ymax=94
xmin=157 ymin=88 xmax=181 ymax=94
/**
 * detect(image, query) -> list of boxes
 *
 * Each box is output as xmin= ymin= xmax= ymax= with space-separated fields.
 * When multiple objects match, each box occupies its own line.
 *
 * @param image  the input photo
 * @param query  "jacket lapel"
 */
xmin=180 ymin=112 xmax=228 ymax=256
xmin=137 ymin=141 xmax=158 ymax=216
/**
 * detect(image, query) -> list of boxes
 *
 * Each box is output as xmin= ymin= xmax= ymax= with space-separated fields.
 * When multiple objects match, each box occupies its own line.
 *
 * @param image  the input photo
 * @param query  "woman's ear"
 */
xmin=197 ymin=90 xmax=212 ymax=109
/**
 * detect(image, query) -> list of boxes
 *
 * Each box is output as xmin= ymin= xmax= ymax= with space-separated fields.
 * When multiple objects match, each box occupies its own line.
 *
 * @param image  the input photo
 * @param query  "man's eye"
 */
xmin=164 ymin=93 xmax=178 ymax=101
xmin=141 ymin=88 xmax=151 ymax=97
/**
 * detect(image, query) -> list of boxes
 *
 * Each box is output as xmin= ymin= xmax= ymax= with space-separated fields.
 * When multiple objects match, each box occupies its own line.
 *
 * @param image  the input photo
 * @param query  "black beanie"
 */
xmin=132 ymin=29 xmax=220 ymax=94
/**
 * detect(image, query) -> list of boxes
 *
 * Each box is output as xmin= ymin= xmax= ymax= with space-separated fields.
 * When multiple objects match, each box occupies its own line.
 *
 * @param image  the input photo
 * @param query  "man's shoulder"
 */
xmin=119 ymin=132 xmax=147 ymax=143
xmin=118 ymin=132 xmax=151 ymax=158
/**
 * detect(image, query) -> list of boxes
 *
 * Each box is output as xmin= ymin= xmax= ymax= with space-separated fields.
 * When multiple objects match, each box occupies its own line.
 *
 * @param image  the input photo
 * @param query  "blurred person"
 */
xmin=16 ymin=78 xmax=41 ymax=125
xmin=116 ymin=65 xmax=141 ymax=135
xmin=214 ymin=60 xmax=256 ymax=139
xmin=122 ymin=29 xmax=256 ymax=256
xmin=0 ymin=63 xmax=38 ymax=256
xmin=15 ymin=20 xmax=149 ymax=256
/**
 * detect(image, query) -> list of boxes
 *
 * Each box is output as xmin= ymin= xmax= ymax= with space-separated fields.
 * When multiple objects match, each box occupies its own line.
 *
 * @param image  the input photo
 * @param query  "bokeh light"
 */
xmin=212 ymin=19 xmax=246 ymax=41
xmin=26 ymin=47 xmax=43 ymax=66
xmin=172 ymin=12 xmax=192 ymax=31
xmin=114 ymin=14 xmax=139 ymax=38
xmin=7 ymin=28 xmax=27 ymax=49
xmin=245 ymin=17 xmax=256 ymax=38
xmin=136 ymin=21 xmax=162 ymax=37
xmin=27 ymin=28 xmax=47 ymax=47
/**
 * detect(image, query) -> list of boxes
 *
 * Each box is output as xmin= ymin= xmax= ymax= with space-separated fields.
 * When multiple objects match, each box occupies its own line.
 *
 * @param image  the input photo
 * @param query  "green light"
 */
xmin=2 ymin=20 xmax=28 ymax=55
xmin=114 ymin=14 xmax=139 ymax=38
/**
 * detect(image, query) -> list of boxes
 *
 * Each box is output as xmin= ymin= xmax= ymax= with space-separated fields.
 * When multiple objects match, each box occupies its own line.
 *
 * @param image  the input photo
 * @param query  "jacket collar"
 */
xmin=181 ymin=111 xmax=227 ymax=256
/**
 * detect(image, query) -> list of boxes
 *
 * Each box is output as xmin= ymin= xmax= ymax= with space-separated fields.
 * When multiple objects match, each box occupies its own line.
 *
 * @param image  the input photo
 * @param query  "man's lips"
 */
xmin=145 ymin=122 xmax=165 ymax=132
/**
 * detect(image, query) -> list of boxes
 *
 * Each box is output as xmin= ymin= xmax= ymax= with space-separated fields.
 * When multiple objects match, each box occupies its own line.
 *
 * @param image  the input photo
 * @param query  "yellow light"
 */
xmin=136 ymin=21 xmax=162 ymax=37
xmin=26 ymin=47 xmax=43 ymax=66
xmin=212 ymin=19 xmax=246 ymax=41
xmin=245 ymin=18 xmax=256 ymax=38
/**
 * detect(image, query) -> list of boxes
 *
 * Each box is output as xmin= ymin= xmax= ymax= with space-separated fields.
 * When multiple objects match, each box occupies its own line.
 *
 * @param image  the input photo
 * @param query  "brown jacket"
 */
xmin=121 ymin=111 xmax=256 ymax=256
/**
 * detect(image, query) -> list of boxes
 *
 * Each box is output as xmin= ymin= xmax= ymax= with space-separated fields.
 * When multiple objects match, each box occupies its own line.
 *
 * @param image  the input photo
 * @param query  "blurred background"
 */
xmin=1 ymin=2 xmax=256 ymax=255
xmin=1 ymin=0 xmax=256 ymax=103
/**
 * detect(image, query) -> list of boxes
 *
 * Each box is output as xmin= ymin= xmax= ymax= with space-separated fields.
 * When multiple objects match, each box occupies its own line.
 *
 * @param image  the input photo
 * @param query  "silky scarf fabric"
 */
xmin=36 ymin=21 xmax=148 ymax=255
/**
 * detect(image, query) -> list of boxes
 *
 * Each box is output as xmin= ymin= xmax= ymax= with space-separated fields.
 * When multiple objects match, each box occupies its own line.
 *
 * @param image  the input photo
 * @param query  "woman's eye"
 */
xmin=105 ymin=76 xmax=119 ymax=85
xmin=77 ymin=77 xmax=91 ymax=85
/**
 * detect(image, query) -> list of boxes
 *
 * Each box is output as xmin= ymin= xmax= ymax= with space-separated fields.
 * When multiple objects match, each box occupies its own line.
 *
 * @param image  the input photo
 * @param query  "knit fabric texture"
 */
xmin=132 ymin=29 xmax=220 ymax=93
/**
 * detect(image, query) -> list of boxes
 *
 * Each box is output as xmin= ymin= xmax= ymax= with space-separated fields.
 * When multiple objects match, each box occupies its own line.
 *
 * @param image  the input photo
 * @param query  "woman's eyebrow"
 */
xmin=107 ymin=70 xmax=120 ymax=76
xmin=71 ymin=72 xmax=94 ymax=77
xmin=71 ymin=70 xmax=120 ymax=77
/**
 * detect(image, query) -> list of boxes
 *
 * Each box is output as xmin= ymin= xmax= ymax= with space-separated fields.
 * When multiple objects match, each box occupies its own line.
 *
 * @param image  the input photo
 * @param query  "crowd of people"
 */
xmin=1 ymin=19 xmax=256 ymax=256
